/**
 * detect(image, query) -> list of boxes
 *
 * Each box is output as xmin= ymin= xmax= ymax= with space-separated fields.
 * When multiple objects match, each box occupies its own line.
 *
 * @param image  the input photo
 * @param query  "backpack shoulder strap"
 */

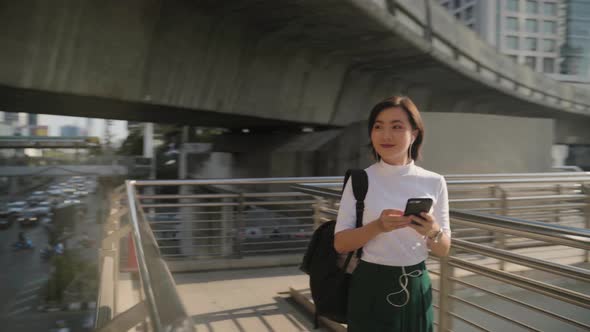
xmin=342 ymin=169 xmax=368 ymax=260
xmin=342 ymin=169 xmax=368 ymax=199
xmin=342 ymin=169 xmax=368 ymax=228
xmin=349 ymin=169 xmax=369 ymax=203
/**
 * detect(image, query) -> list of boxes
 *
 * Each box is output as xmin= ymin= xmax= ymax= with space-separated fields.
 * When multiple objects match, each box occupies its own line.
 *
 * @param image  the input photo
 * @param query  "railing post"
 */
xmin=313 ymin=197 xmax=324 ymax=229
xmin=438 ymin=248 xmax=455 ymax=332
xmin=221 ymin=197 xmax=233 ymax=257
xmin=498 ymin=187 xmax=508 ymax=271
xmin=489 ymin=185 xmax=497 ymax=214
xmin=234 ymin=193 xmax=245 ymax=258
xmin=583 ymin=184 xmax=590 ymax=263
xmin=554 ymin=184 xmax=562 ymax=224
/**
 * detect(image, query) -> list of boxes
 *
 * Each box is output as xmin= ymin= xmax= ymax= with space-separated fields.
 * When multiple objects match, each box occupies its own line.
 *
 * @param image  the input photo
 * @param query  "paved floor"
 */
xmin=172 ymin=243 xmax=590 ymax=332
xmin=174 ymin=266 xmax=327 ymax=332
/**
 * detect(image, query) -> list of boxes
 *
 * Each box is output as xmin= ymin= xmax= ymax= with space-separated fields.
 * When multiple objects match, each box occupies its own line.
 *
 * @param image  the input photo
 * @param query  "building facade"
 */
xmin=560 ymin=0 xmax=590 ymax=78
xmin=60 ymin=125 xmax=82 ymax=137
xmin=438 ymin=0 xmax=565 ymax=74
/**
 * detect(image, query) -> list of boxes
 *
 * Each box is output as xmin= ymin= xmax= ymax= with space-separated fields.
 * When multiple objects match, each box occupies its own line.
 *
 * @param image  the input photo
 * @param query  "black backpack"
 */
xmin=300 ymin=169 xmax=368 ymax=328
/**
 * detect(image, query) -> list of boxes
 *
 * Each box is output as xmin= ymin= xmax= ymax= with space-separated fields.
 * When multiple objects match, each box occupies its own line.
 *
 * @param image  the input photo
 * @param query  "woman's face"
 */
xmin=371 ymin=107 xmax=417 ymax=165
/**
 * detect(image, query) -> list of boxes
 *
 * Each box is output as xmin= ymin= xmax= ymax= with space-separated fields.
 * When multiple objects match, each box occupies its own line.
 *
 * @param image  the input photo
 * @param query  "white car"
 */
xmin=30 ymin=205 xmax=51 ymax=216
xmin=7 ymin=201 xmax=26 ymax=215
xmin=47 ymin=189 xmax=62 ymax=196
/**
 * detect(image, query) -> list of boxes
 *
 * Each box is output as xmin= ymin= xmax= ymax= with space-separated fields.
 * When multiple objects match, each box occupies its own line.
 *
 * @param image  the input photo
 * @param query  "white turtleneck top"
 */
xmin=335 ymin=160 xmax=450 ymax=266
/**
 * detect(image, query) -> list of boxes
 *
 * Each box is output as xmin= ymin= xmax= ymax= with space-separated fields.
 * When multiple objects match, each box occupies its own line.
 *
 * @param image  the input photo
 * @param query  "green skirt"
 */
xmin=347 ymin=260 xmax=433 ymax=332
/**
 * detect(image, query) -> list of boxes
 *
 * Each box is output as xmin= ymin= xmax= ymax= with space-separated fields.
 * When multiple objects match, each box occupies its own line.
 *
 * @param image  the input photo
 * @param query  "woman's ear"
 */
xmin=411 ymin=130 xmax=419 ymax=143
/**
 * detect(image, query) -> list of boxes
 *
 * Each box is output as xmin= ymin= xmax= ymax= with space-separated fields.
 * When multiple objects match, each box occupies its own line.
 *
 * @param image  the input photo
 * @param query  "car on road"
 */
xmin=7 ymin=201 xmax=27 ymax=215
xmin=28 ymin=191 xmax=48 ymax=204
xmin=47 ymin=188 xmax=62 ymax=196
xmin=17 ymin=212 xmax=39 ymax=227
xmin=75 ymin=190 xmax=89 ymax=197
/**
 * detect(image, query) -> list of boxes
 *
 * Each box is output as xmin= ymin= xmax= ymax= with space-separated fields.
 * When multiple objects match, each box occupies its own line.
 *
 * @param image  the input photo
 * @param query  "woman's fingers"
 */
xmin=419 ymin=212 xmax=434 ymax=222
xmin=409 ymin=215 xmax=427 ymax=226
xmin=384 ymin=209 xmax=404 ymax=216
xmin=408 ymin=213 xmax=436 ymax=235
xmin=381 ymin=215 xmax=411 ymax=230
xmin=383 ymin=214 xmax=410 ymax=224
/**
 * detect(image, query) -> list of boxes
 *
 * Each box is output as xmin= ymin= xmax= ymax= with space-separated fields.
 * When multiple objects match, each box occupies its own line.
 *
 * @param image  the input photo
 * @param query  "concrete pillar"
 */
xmin=178 ymin=126 xmax=196 ymax=257
xmin=143 ymin=123 xmax=155 ymax=179
xmin=9 ymin=177 xmax=18 ymax=195
xmin=142 ymin=123 xmax=156 ymax=239
xmin=552 ymin=144 xmax=569 ymax=167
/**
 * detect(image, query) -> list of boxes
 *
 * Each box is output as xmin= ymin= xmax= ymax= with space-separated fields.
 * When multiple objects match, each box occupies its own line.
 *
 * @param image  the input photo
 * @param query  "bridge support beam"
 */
xmin=9 ymin=177 xmax=19 ymax=195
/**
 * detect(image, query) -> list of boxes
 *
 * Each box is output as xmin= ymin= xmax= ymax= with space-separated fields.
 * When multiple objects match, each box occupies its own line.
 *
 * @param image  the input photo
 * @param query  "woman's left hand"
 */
xmin=408 ymin=212 xmax=440 ymax=237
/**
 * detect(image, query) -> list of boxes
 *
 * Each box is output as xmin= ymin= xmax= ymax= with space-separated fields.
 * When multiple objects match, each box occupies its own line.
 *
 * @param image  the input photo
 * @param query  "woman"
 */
xmin=334 ymin=96 xmax=451 ymax=331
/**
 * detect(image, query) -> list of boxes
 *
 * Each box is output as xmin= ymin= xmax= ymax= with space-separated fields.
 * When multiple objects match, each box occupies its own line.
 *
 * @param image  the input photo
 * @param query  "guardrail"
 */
xmin=95 ymin=184 xmax=195 ymax=332
xmin=300 ymin=183 xmax=590 ymax=331
xmin=129 ymin=173 xmax=590 ymax=263
xmin=99 ymin=172 xmax=590 ymax=331
xmin=133 ymin=177 xmax=336 ymax=259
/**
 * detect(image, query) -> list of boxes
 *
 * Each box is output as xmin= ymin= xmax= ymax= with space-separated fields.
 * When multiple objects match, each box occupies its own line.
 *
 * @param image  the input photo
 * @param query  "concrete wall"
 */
xmin=419 ymin=113 xmax=554 ymax=174
xmin=554 ymin=118 xmax=590 ymax=145
xmin=315 ymin=112 xmax=554 ymax=175
xmin=190 ymin=112 xmax=554 ymax=178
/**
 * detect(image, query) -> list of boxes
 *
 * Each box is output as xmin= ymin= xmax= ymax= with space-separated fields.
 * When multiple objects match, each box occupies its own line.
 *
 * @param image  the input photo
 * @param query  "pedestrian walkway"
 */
xmin=171 ymin=244 xmax=590 ymax=332
xmin=174 ymin=266 xmax=328 ymax=332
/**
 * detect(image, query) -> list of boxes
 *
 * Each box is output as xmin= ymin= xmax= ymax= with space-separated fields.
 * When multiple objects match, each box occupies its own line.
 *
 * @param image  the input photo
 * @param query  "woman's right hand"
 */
xmin=376 ymin=209 xmax=412 ymax=232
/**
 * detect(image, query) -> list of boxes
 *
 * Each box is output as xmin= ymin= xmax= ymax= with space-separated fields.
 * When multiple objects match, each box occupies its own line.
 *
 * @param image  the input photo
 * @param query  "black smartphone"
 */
xmin=404 ymin=198 xmax=433 ymax=225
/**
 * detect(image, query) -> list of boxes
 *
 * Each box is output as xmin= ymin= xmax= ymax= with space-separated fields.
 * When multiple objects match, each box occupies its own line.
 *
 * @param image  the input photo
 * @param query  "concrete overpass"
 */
xmin=0 ymin=136 xmax=100 ymax=149
xmin=0 ymin=0 xmax=588 ymax=133
xmin=0 ymin=165 xmax=127 ymax=177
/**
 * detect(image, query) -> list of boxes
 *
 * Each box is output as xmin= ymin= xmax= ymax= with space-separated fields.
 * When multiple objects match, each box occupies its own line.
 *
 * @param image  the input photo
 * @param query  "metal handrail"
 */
xmin=451 ymin=210 xmax=590 ymax=245
xmin=126 ymin=182 xmax=164 ymax=331
xmin=132 ymin=174 xmax=590 ymax=190
xmin=445 ymin=171 xmax=589 ymax=178
xmin=132 ymin=176 xmax=344 ymax=186
xmin=303 ymin=183 xmax=590 ymax=331
xmin=95 ymin=183 xmax=195 ymax=332
xmin=130 ymin=173 xmax=589 ymax=257
xmin=126 ymin=181 xmax=196 ymax=331
xmin=98 ymin=172 xmax=590 ymax=331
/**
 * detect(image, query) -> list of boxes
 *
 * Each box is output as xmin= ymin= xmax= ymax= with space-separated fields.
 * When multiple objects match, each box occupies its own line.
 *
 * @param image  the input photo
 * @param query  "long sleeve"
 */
xmin=335 ymin=179 xmax=356 ymax=233
xmin=434 ymin=177 xmax=451 ymax=237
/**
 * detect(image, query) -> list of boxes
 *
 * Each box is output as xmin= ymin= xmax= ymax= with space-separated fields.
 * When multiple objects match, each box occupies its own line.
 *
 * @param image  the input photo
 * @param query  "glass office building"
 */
xmin=561 ymin=0 xmax=590 ymax=79
xmin=438 ymin=0 xmax=564 ymax=74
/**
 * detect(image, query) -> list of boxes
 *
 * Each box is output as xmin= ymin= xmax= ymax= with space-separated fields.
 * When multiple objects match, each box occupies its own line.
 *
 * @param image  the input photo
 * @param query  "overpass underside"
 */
xmin=0 ymin=0 xmax=588 ymax=128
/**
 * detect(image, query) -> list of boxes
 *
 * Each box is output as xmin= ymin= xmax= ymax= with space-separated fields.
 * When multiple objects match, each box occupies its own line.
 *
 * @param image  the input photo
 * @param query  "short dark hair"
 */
xmin=367 ymin=96 xmax=425 ymax=161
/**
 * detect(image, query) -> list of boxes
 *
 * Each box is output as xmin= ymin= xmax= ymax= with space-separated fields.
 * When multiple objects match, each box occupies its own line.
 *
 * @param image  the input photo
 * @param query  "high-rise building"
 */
xmin=438 ymin=0 xmax=565 ymax=74
xmin=28 ymin=114 xmax=38 ymax=127
xmin=60 ymin=125 xmax=81 ymax=137
xmin=3 ymin=112 xmax=18 ymax=125
xmin=0 ymin=112 xmax=11 ymax=136
xmin=85 ymin=118 xmax=93 ymax=136
xmin=561 ymin=0 xmax=590 ymax=79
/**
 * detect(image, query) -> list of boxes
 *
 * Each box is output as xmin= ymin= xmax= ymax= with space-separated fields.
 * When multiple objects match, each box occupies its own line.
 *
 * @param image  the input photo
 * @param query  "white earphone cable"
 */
xmin=386 ymin=266 xmax=423 ymax=307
